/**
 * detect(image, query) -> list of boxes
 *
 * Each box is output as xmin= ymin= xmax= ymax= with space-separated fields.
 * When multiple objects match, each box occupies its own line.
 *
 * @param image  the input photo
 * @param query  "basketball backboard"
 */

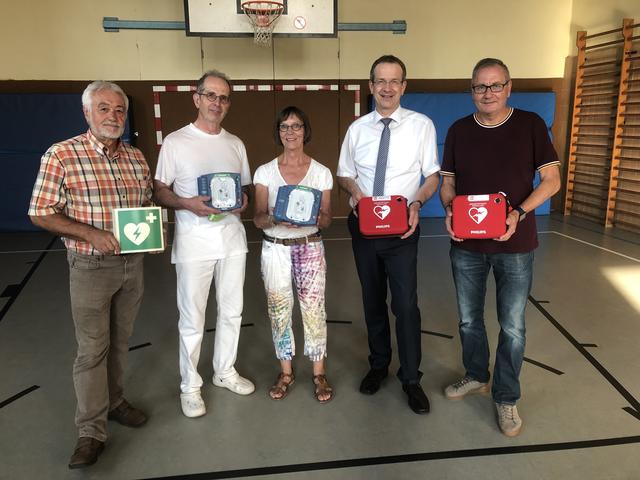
xmin=184 ymin=0 xmax=337 ymax=37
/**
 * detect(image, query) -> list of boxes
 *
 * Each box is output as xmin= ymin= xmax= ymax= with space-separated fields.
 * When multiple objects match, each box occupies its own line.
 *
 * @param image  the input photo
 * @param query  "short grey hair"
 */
xmin=81 ymin=81 xmax=129 ymax=112
xmin=471 ymin=58 xmax=511 ymax=83
xmin=196 ymin=70 xmax=232 ymax=94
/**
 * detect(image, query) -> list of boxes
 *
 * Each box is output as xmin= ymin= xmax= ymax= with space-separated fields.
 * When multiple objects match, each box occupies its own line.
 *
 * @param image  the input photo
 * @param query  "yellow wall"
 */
xmin=4 ymin=0 xmax=637 ymax=81
xmin=338 ymin=0 xmax=572 ymax=80
xmin=1 ymin=0 xmax=576 ymax=81
xmin=569 ymin=0 xmax=640 ymax=52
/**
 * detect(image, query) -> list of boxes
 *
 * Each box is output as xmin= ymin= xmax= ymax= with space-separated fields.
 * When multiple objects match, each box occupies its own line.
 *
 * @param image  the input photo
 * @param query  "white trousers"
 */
xmin=176 ymin=254 xmax=246 ymax=394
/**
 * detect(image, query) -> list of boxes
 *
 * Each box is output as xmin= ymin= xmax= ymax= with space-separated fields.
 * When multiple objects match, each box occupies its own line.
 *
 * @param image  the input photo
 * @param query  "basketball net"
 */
xmin=242 ymin=1 xmax=284 ymax=47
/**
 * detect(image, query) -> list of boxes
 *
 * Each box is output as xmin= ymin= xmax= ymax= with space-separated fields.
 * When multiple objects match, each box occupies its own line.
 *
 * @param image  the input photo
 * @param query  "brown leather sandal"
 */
xmin=269 ymin=372 xmax=295 ymax=400
xmin=312 ymin=374 xmax=334 ymax=404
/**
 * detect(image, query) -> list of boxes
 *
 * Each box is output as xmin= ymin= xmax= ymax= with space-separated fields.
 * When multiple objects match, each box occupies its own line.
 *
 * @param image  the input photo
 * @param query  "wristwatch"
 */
xmin=514 ymin=206 xmax=527 ymax=221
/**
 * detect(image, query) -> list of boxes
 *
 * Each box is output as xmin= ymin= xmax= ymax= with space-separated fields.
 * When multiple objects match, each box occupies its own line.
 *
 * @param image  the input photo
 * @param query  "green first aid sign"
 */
xmin=113 ymin=207 xmax=164 ymax=254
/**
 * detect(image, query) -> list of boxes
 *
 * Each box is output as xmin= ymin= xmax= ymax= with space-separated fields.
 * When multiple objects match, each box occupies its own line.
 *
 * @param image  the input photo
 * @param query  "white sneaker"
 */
xmin=496 ymin=402 xmax=523 ymax=437
xmin=180 ymin=391 xmax=206 ymax=418
xmin=212 ymin=372 xmax=255 ymax=395
xmin=444 ymin=376 xmax=490 ymax=400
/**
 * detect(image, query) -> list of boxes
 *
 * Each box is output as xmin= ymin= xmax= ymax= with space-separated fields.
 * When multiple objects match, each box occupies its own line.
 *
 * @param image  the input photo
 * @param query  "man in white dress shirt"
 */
xmin=337 ymin=55 xmax=440 ymax=414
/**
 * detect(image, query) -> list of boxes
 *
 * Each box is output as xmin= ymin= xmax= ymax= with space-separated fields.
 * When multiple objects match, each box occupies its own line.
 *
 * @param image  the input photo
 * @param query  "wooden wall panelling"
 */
xmin=149 ymin=81 xmax=363 ymax=218
xmin=273 ymin=88 xmax=342 ymax=216
xmin=336 ymin=81 xmax=368 ymax=217
xmin=0 ymin=77 xmax=565 ymax=222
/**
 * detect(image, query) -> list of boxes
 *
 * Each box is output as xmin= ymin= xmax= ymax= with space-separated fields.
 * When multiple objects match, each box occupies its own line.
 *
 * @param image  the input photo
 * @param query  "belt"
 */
xmin=263 ymin=233 xmax=322 ymax=246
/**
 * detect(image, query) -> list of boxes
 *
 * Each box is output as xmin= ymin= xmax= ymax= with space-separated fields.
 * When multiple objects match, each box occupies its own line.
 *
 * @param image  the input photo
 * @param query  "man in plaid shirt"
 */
xmin=29 ymin=81 xmax=152 ymax=469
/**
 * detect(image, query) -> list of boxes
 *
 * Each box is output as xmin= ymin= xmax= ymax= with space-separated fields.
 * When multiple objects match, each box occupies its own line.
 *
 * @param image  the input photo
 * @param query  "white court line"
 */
xmin=1 ymin=230 xmax=638 ymax=262
xmin=540 ymin=230 xmax=640 ymax=263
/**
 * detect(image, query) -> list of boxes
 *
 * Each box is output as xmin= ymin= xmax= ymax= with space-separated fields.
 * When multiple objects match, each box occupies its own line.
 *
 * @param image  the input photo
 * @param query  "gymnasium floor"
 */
xmin=1 ymin=214 xmax=639 ymax=480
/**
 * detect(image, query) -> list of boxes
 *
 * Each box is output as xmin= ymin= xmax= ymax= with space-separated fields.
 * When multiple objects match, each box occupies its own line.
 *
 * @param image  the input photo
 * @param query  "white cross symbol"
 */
xmin=145 ymin=212 xmax=157 ymax=224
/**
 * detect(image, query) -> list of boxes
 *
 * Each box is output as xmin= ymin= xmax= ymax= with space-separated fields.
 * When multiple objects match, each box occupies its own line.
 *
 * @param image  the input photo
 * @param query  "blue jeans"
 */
xmin=449 ymin=246 xmax=533 ymax=404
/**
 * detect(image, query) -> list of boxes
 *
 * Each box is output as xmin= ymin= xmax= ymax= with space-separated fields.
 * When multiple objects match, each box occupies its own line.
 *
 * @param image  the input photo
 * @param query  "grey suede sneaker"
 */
xmin=444 ymin=376 xmax=489 ymax=400
xmin=496 ymin=403 xmax=523 ymax=437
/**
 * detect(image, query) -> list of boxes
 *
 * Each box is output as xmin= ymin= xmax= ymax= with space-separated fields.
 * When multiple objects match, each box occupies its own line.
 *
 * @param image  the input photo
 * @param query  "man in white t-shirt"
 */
xmin=154 ymin=70 xmax=255 ymax=418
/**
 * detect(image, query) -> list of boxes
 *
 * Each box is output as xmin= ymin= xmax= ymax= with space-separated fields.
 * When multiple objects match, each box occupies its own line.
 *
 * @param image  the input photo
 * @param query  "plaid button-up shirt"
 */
xmin=29 ymin=129 xmax=153 ymax=255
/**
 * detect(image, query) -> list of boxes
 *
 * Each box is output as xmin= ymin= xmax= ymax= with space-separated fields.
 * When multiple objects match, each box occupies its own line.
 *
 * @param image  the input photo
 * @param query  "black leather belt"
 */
xmin=263 ymin=233 xmax=322 ymax=246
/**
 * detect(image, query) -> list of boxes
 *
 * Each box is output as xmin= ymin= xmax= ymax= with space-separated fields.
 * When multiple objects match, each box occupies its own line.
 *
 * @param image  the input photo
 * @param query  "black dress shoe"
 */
xmin=359 ymin=368 xmax=388 ymax=395
xmin=108 ymin=398 xmax=147 ymax=427
xmin=403 ymin=384 xmax=430 ymax=414
xmin=68 ymin=437 xmax=105 ymax=469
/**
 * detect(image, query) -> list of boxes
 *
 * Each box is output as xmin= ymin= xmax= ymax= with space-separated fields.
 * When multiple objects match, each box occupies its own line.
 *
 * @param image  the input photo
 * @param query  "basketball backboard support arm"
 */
xmin=102 ymin=18 xmax=406 ymax=35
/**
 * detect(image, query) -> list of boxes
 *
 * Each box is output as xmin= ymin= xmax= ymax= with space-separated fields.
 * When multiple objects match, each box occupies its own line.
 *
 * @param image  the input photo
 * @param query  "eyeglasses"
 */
xmin=197 ymin=91 xmax=231 ymax=104
xmin=278 ymin=123 xmax=304 ymax=132
xmin=372 ymin=79 xmax=404 ymax=88
xmin=471 ymin=80 xmax=510 ymax=94
xmin=97 ymin=106 xmax=126 ymax=116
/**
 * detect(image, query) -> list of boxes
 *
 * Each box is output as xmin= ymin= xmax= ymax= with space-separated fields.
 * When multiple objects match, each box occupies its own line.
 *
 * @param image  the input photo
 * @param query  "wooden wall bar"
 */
xmin=565 ymin=18 xmax=640 ymax=233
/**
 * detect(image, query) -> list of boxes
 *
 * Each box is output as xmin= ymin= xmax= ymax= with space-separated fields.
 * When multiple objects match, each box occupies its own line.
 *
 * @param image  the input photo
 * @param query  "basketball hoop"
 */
xmin=242 ymin=1 xmax=284 ymax=47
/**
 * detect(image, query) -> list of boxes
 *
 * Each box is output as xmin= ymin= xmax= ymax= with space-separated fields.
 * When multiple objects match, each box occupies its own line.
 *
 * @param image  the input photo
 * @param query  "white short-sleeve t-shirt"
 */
xmin=155 ymin=123 xmax=252 ymax=263
xmin=253 ymin=158 xmax=333 ymax=239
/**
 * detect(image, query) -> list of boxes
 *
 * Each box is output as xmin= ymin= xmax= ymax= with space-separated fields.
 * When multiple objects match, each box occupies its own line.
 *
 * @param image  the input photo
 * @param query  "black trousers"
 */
xmin=348 ymin=212 xmax=422 ymax=384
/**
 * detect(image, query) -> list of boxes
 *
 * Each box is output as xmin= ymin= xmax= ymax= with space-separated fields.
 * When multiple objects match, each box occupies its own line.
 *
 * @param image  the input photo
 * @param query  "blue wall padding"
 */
xmin=2 ymin=152 xmax=43 ymax=232
xmin=369 ymin=92 xmax=556 ymax=217
xmin=0 ymin=94 xmax=130 ymax=231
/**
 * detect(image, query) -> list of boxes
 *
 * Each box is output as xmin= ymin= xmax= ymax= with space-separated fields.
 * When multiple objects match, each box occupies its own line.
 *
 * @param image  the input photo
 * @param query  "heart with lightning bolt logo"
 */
xmin=373 ymin=205 xmax=391 ymax=220
xmin=123 ymin=223 xmax=151 ymax=245
xmin=468 ymin=207 xmax=488 ymax=224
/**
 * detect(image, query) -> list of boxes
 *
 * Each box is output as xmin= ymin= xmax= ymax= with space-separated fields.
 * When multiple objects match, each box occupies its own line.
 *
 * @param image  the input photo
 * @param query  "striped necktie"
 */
xmin=372 ymin=118 xmax=392 ymax=196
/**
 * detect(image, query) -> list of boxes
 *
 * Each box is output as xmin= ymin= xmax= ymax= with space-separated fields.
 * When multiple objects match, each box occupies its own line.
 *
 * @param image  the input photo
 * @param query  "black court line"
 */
xmin=142 ymin=434 xmax=640 ymax=480
xmin=206 ymin=323 xmax=254 ymax=333
xmin=523 ymin=356 xmax=564 ymax=375
xmin=623 ymin=407 xmax=640 ymax=421
xmin=129 ymin=342 xmax=152 ymax=351
xmin=327 ymin=320 xmax=353 ymax=324
xmin=421 ymin=330 xmax=454 ymax=339
xmin=0 ymin=385 xmax=40 ymax=409
xmin=529 ymin=295 xmax=640 ymax=420
xmin=580 ymin=343 xmax=598 ymax=348
xmin=0 ymin=236 xmax=57 ymax=324
xmin=0 ymin=284 xmax=21 ymax=298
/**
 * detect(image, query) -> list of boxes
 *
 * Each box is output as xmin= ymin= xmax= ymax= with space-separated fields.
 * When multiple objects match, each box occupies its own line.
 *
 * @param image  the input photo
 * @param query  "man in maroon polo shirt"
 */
xmin=440 ymin=58 xmax=561 ymax=437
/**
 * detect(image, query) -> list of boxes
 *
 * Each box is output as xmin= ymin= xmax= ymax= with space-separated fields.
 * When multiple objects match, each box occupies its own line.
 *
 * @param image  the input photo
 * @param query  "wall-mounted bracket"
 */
xmin=103 ymin=17 xmax=406 ymax=34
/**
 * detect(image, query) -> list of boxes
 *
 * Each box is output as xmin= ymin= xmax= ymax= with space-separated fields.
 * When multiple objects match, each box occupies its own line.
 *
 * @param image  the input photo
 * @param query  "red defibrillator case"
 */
xmin=358 ymin=195 xmax=409 ymax=238
xmin=451 ymin=192 xmax=508 ymax=239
